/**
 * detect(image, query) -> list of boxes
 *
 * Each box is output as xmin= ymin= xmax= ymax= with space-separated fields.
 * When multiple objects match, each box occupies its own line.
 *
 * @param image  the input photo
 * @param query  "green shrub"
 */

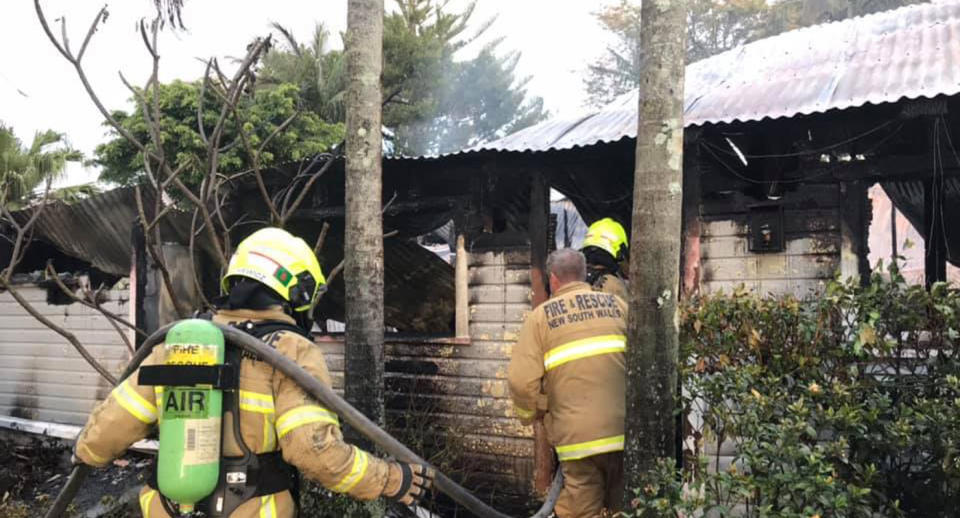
xmin=627 ymin=265 xmax=960 ymax=517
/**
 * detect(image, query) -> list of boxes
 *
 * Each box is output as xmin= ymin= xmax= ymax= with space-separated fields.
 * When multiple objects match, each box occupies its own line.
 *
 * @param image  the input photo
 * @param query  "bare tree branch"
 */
xmin=230 ymin=114 xmax=282 ymax=224
xmin=314 ymin=221 xmax=331 ymax=256
xmin=34 ymin=1 xmax=152 ymax=155
xmin=44 ymin=263 xmax=147 ymax=339
xmin=135 ymin=186 xmax=187 ymax=318
xmin=1 ymin=184 xmax=52 ymax=282
xmin=197 ymin=60 xmax=213 ymax=145
xmin=105 ymin=304 xmax=136 ymax=355
xmin=326 ymin=230 xmax=398 ymax=285
xmin=187 ymin=208 xmax=213 ymax=310
xmin=281 ymin=155 xmax=337 ymax=222
xmin=382 ymin=190 xmax=398 ymax=215
xmin=169 ymin=177 xmax=228 ymax=267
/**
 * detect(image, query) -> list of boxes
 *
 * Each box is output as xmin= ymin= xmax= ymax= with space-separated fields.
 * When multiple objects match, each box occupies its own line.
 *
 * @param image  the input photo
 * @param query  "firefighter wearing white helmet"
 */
xmin=580 ymin=218 xmax=628 ymax=302
xmin=74 ymin=227 xmax=434 ymax=517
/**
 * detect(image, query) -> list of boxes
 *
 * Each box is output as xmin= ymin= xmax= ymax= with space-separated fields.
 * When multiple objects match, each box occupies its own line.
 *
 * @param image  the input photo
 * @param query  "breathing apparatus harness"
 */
xmin=138 ymin=282 xmax=312 ymax=517
xmin=582 ymin=245 xmax=624 ymax=289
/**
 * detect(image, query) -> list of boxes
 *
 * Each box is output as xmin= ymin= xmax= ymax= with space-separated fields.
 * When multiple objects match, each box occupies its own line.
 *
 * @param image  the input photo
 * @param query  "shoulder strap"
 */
xmin=586 ymin=268 xmax=604 ymax=288
xmin=233 ymin=320 xmax=309 ymax=341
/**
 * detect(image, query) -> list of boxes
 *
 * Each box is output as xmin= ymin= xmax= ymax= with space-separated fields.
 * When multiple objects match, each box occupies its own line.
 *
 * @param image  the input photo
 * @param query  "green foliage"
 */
xmin=625 ymin=265 xmax=960 ymax=517
xmin=585 ymin=0 xmax=930 ymax=108
xmin=583 ymin=0 xmax=643 ymax=108
xmin=93 ymin=80 xmax=344 ymax=188
xmin=261 ymin=0 xmax=547 ymax=156
xmin=260 ymin=23 xmax=347 ymax=123
xmin=0 ymin=126 xmax=82 ymax=210
xmin=299 ymin=485 xmax=387 ymax=518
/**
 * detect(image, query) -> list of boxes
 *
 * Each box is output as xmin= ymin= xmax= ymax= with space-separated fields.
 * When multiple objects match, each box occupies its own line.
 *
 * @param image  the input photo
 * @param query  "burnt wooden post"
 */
xmin=680 ymin=143 xmax=702 ymax=298
xmin=924 ymin=177 xmax=947 ymax=287
xmin=528 ymin=171 xmax=554 ymax=495
xmin=890 ymin=203 xmax=898 ymax=264
xmin=455 ymin=234 xmax=469 ymax=338
xmin=840 ymin=181 xmax=871 ymax=286
xmin=132 ymin=220 xmax=147 ymax=348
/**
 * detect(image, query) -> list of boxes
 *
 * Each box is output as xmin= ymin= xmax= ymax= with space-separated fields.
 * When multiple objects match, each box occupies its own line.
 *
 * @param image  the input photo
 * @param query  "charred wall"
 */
xmin=315 ymin=246 xmax=537 ymax=512
xmin=699 ymin=184 xmax=843 ymax=297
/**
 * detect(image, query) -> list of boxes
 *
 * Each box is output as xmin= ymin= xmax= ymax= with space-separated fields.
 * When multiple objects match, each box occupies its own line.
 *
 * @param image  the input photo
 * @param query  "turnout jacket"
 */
xmin=508 ymin=282 xmax=627 ymax=462
xmin=591 ymin=272 xmax=627 ymax=303
xmin=75 ymin=308 xmax=404 ymax=517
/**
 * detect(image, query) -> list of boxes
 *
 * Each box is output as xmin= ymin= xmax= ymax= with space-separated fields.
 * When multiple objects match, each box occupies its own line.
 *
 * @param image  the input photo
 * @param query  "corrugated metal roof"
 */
xmin=12 ymin=187 xmax=196 ymax=277
xmin=460 ymin=0 xmax=960 ymax=155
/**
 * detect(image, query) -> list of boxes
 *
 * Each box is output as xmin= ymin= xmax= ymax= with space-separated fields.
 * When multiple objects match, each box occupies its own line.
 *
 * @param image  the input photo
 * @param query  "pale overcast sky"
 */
xmin=1 ymin=1 xmax=612 ymax=186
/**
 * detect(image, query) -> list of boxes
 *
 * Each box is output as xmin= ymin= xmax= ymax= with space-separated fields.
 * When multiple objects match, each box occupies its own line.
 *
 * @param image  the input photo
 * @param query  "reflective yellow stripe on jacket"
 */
xmin=154 ymin=387 xmax=164 ymax=424
xmin=239 ymin=390 xmax=275 ymax=414
xmin=259 ymin=494 xmax=278 ymax=518
xmin=239 ymin=390 xmax=278 ymax=453
xmin=113 ymin=379 xmax=158 ymax=424
xmin=332 ymin=447 xmax=370 ymax=493
xmin=514 ymin=405 xmax=535 ymax=420
xmin=140 ymin=489 xmax=157 ymax=518
xmin=275 ymin=405 xmax=339 ymax=438
xmin=556 ymin=434 xmax=625 ymax=461
xmin=543 ymin=334 xmax=626 ymax=371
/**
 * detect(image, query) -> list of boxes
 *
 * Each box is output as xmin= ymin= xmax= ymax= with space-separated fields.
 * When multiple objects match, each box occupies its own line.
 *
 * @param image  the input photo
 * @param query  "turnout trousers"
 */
xmin=554 ymin=451 xmax=624 ymax=518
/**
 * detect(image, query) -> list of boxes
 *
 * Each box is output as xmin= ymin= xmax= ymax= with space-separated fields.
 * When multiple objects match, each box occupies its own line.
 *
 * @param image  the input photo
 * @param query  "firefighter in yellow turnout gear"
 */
xmin=75 ymin=228 xmax=433 ymax=517
xmin=580 ymin=218 xmax=628 ymax=302
xmin=508 ymin=249 xmax=626 ymax=518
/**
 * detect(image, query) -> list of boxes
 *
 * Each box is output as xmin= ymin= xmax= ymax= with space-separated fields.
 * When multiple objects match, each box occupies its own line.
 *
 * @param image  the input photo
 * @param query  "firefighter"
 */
xmin=508 ymin=248 xmax=626 ymax=518
xmin=580 ymin=217 xmax=628 ymax=302
xmin=73 ymin=227 xmax=433 ymax=517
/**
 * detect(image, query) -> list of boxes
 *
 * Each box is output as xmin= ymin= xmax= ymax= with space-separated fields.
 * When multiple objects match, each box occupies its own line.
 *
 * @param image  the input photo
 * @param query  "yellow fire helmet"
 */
xmin=222 ymin=227 xmax=327 ymax=313
xmin=582 ymin=218 xmax=629 ymax=261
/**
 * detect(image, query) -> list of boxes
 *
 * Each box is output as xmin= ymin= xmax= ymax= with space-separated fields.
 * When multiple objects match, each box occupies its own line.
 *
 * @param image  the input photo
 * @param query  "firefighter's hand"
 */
xmin=384 ymin=463 xmax=435 ymax=505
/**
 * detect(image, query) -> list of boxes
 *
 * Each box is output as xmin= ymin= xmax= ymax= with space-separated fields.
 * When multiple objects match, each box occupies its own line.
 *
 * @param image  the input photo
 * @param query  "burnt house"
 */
xmin=4 ymin=1 xmax=960 ymax=512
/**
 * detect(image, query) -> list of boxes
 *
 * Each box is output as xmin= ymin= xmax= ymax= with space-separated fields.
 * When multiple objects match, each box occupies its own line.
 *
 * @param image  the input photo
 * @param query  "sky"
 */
xmin=0 ymin=0 xmax=613 ymax=187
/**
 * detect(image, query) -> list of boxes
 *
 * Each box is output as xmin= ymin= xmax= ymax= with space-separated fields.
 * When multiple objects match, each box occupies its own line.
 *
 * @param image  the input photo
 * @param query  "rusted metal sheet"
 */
xmin=9 ymin=187 xmax=199 ymax=277
xmin=409 ymin=2 xmax=960 ymax=157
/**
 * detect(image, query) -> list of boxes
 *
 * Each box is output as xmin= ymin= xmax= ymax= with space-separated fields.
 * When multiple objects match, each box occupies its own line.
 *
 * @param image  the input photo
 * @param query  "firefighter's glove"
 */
xmin=384 ymin=462 xmax=435 ymax=505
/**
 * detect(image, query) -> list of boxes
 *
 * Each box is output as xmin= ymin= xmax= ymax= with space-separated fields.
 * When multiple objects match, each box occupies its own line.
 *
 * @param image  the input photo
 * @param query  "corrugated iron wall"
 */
xmin=316 ymin=246 xmax=537 ymax=511
xmin=0 ymin=285 xmax=129 ymax=425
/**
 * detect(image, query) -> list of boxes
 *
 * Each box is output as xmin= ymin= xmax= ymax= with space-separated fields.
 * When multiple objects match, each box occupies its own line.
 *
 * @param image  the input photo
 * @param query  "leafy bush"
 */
xmin=628 ymin=265 xmax=960 ymax=517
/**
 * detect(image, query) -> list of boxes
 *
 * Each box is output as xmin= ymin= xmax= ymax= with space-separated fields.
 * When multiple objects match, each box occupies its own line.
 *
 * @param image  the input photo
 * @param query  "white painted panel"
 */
xmin=0 ymin=285 xmax=129 ymax=426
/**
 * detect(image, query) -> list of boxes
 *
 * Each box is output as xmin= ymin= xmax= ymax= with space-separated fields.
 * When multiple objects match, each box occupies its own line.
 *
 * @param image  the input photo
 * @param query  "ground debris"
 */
xmin=0 ymin=430 xmax=149 ymax=517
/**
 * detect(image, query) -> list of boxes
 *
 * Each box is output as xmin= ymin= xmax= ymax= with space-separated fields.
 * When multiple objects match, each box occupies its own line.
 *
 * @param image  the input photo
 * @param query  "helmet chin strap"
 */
xmin=221 ymin=279 xmax=316 ymax=334
xmin=582 ymin=246 xmax=621 ymax=276
xmin=293 ymin=311 xmax=314 ymax=335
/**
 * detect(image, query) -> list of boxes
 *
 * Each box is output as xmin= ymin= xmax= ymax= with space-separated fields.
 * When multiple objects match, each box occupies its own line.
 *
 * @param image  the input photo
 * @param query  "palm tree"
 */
xmin=261 ymin=22 xmax=347 ymax=123
xmin=0 ymin=127 xmax=83 ymax=210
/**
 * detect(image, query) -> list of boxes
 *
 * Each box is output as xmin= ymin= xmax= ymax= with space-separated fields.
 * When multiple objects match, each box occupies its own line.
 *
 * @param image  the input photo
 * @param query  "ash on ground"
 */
xmin=0 ymin=430 xmax=150 ymax=517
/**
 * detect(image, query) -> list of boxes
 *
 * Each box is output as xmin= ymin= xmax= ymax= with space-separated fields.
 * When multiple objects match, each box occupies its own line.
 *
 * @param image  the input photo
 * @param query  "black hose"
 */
xmin=44 ymin=322 xmax=562 ymax=518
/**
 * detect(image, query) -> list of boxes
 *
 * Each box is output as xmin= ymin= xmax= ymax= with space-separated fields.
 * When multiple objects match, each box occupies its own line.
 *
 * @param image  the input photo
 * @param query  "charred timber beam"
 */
xmin=796 ymin=154 xmax=960 ymax=183
xmin=527 ymin=171 xmax=555 ymax=496
xmin=293 ymin=195 xmax=470 ymax=219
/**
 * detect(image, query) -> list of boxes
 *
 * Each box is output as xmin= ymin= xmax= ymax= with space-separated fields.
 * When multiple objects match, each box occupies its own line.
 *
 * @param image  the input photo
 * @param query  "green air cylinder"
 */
xmin=156 ymin=319 xmax=224 ymax=513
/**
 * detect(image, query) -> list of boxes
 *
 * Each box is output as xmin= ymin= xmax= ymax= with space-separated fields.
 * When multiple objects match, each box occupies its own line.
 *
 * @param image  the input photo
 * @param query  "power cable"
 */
xmin=700 ymin=141 xmax=835 ymax=185
xmin=935 ymin=115 xmax=955 ymax=262
xmin=707 ymin=119 xmax=896 ymax=159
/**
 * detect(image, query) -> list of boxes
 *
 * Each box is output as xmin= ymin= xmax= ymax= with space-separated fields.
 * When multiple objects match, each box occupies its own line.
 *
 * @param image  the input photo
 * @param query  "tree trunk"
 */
xmin=344 ymin=0 xmax=385 ymax=449
xmin=624 ymin=0 xmax=687 ymax=506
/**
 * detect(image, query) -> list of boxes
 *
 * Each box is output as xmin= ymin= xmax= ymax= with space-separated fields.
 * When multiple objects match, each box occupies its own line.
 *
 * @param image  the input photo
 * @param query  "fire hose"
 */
xmin=44 ymin=321 xmax=563 ymax=518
